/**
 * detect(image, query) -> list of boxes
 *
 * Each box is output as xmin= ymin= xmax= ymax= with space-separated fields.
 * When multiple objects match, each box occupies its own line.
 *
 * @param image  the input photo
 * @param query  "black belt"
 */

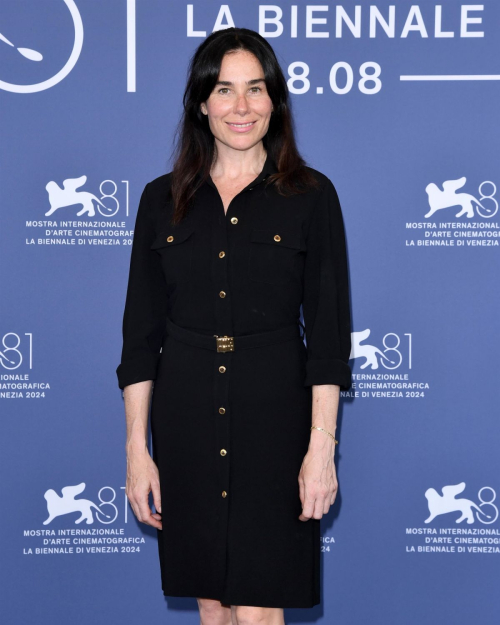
xmin=165 ymin=317 xmax=302 ymax=353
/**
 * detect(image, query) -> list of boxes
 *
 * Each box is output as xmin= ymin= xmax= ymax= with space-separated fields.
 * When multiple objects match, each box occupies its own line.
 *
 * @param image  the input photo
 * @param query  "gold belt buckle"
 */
xmin=214 ymin=335 xmax=235 ymax=352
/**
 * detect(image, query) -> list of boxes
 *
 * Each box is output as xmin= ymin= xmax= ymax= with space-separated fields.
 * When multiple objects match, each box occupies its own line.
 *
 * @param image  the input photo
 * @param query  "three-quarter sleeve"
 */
xmin=301 ymin=178 xmax=352 ymax=391
xmin=116 ymin=182 xmax=168 ymax=390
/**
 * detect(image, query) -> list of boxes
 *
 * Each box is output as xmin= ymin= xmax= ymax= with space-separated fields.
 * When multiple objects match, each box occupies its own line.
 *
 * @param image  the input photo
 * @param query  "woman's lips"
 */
xmin=226 ymin=121 xmax=256 ymax=133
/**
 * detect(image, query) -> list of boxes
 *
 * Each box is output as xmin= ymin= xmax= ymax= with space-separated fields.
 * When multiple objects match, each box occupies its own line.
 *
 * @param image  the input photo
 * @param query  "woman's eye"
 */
xmin=249 ymin=87 xmax=261 ymax=93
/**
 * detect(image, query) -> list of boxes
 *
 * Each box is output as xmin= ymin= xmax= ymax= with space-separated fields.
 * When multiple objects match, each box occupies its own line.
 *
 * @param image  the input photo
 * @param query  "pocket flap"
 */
xmin=250 ymin=227 xmax=304 ymax=250
xmin=150 ymin=226 xmax=195 ymax=249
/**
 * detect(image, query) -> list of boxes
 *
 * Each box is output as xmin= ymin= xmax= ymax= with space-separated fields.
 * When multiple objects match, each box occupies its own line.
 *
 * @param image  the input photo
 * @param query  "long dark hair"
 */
xmin=169 ymin=27 xmax=320 ymax=224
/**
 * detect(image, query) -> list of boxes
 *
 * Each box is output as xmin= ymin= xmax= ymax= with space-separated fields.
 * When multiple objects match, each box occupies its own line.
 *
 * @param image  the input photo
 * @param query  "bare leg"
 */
xmin=232 ymin=605 xmax=285 ymax=625
xmin=197 ymin=597 xmax=233 ymax=625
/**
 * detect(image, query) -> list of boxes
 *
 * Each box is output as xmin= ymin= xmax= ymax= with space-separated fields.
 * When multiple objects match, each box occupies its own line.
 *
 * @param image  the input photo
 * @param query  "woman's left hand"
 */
xmin=298 ymin=435 xmax=338 ymax=521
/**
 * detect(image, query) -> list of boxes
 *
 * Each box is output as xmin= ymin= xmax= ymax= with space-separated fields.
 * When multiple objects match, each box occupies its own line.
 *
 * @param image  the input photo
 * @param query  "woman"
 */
xmin=116 ymin=27 xmax=352 ymax=625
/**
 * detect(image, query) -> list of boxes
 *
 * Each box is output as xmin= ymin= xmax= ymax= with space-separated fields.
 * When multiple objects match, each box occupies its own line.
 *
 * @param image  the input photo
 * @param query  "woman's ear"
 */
xmin=200 ymin=103 xmax=207 ymax=115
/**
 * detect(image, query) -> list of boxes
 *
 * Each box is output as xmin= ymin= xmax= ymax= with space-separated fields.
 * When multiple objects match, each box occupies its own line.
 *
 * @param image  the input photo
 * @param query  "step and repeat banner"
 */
xmin=1 ymin=1 xmax=499 ymax=624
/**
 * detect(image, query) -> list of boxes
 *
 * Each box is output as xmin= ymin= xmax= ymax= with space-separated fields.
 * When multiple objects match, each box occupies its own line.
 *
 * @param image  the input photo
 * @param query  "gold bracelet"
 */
xmin=310 ymin=426 xmax=338 ymax=444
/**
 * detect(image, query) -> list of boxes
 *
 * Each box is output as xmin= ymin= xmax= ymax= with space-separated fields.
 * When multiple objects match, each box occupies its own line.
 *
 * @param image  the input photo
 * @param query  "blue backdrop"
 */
xmin=1 ymin=1 xmax=499 ymax=623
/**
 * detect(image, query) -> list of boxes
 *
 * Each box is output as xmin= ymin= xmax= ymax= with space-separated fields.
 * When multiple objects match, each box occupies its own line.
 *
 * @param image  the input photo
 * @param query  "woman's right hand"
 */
xmin=125 ymin=447 xmax=162 ymax=530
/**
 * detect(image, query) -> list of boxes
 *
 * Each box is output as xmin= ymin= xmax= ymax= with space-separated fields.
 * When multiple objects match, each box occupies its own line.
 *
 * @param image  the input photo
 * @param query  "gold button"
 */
xmin=219 ymin=366 xmax=226 ymax=373
xmin=230 ymin=217 xmax=238 ymax=224
xmin=219 ymin=251 xmax=225 ymax=258
xmin=274 ymin=234 xmax=281 ymax=242
xmin=219 ymin=291 xmax=226 ymax=298
xmin=219 ymin=407 xmax=226 ymax=414
xmin=167 ymin=235 xmax=174 ymax=242
xmin=222 ymin=490 xmax=227 ymax=498
xmin=220 ymin=449 xmax=227 ymax=456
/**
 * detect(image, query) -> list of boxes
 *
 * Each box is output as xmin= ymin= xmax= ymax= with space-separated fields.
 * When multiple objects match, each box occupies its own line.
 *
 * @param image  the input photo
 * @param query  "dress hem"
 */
xmin=161 ymin=588 xmax=320 ymax=609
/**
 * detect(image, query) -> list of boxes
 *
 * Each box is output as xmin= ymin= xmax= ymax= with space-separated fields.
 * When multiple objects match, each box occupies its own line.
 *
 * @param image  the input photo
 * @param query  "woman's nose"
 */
xmin=234 ymin=94 xmax=250 ymax=113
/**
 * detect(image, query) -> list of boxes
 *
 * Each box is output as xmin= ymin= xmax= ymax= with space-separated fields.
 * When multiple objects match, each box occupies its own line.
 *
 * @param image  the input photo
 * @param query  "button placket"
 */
xmin=207 ymin=167 xmax=273 ymax=595
xmin=211 ymin=191 xmax=235 ymax=586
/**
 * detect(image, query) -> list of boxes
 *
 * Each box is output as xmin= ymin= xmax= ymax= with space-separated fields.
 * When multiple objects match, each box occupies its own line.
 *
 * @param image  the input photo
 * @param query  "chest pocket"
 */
xmin=150 ymin=225 xmax=195 ymax=284
xmin=248 ymin=227 xmax=306 ymax=285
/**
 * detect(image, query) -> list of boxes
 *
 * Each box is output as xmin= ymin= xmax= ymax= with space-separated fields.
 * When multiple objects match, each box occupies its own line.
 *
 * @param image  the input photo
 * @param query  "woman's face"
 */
xmin=200 ymin=49 xmax=273 ymax=153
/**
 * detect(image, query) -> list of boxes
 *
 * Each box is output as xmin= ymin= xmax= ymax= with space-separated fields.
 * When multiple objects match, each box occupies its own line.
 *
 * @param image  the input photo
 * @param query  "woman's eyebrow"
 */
xmin=215 ymin=78 xmax=265 ymax=86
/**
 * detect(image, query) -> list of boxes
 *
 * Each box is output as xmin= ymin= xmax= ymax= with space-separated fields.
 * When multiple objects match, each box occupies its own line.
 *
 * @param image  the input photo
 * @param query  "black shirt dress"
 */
xmin=116 ymin=152 xmax=352 ymax=609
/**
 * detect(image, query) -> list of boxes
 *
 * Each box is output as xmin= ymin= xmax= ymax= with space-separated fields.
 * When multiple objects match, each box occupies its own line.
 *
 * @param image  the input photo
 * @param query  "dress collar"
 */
xmin=202 ymin=151 xmax=278 ymax=193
